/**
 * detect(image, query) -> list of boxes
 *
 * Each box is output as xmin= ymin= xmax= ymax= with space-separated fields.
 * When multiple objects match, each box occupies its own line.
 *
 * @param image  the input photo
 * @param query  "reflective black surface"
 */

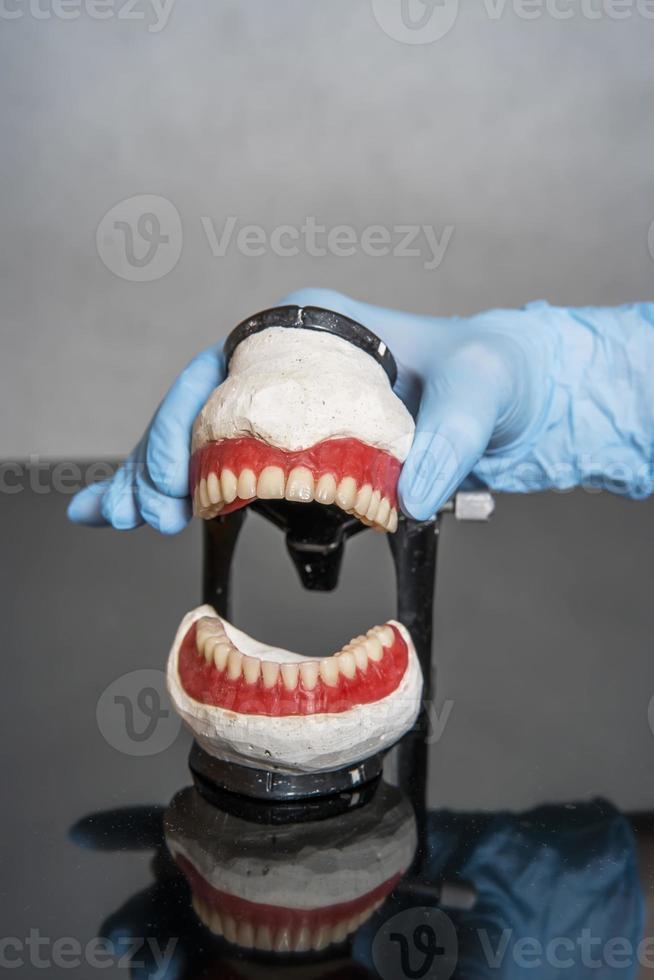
xmin=3 ymin=480 xmax=654 ymax=977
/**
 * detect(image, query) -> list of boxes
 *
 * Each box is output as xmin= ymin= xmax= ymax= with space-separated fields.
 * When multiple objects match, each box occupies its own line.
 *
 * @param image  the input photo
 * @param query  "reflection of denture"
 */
xmin=164 ymin=782 xmax=416 ymax=954
xmin=167 ymin=605 xmax=423 ymax=772
xmin=190 ymin=319 xmax=415 ymax=533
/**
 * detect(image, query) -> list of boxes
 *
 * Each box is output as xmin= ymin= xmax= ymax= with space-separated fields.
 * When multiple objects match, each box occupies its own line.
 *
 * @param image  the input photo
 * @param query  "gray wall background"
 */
xmin=1 ymin=1 xmax=654 ymax=813
xmin=1 ymin=0 xmax=653 ymax=456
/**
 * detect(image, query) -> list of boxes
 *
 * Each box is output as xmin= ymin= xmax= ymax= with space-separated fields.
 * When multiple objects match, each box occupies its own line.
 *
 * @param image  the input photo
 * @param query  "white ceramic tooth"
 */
xmin=257 ymin=465 xmax=285 ymax=499
xmin=210 ymin=910 xmax=223 ymax=934
xmin=221 ymin=468 xmax=238 ymax=504
xmin=255 ymin=925 xmax=272 ymax=950
xmin=261 ymin=661 xmax=280 ymax=689
xmin=237 ymin=468 xmax=257 ymax=499
xmin=315 ymin=472 xmax=337 ymax=504
xmin=207 ymin=471 xmax=222 ymax=505
xmin=237 ymin=920 xmax=255 ymax=948
xmin=312 ymin=925 xmax=331 ymax=950
xmin=285 ymin=466 xmax=315 ymax=503
xmin=353 ymin=645 xmax=369 ymax=672
xmin=376 ymin=496 xmax=391 ymax=528
xmin=335 ymin=476 xmax=357 ymax=510
xmin=336 ymin=650 xmax=356 ymax=679
xmin=242 ymin=655 xmax=261 ymax=685
xmin=274 ymin=928 xmax=291 ymax=952
xmin=332 ymin=919 xmax=349 ymax=942
xmin=364 ymin=633 xmax=384 ymax=662
xmin=365 ymin=488 xmax=381 ymax=522
xmin=299 ymin=661 xmax=319 ymax=690
xmin=213 ymin=641 xmax=230 ymax=671
xmin=354 ymin=483 xmax=372 ymax=515
xmin=192 ymin=486 xmax=200 ymax=514
xmin=281 ymin=663 xmax=300 ymax=690
xmin=227 ymin=648 xmax=243 ymax=680
xmin=199 ymin=478 xmax=211 ymax=510
xmin=223 ymin=915 xmax=237 ymax=943
xmin=295 ymin=926 xmax=311 ymax=952
xmin=377 ymin=625 xmax=395 ymax=647
xmin=387 ymin=507 xmax=398 ymax=533
xmin=319 ymin=658 xmax=339 ymax=686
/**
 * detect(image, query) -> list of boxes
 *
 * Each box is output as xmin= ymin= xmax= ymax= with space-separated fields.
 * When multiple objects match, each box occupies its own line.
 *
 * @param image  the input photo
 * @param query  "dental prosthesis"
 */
xmin=167 ymin=306 xmax=424 ymax=776
xmin=164 ymin=782 xmax=416 ymax=954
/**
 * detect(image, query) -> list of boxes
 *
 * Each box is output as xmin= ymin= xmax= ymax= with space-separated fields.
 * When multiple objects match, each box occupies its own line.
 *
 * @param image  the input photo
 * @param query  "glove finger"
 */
xmin=67 ymin=479 xmax=113 ymax=526
xmin=135 ymin=440 xmax=192 ymax=535
xmin=399 ymin=368 xmax=502 ymax=520
xmin=100 ymin=454 xmax=145 ymax=531
xmin=147 ymin=343 xmax=225 ymax=499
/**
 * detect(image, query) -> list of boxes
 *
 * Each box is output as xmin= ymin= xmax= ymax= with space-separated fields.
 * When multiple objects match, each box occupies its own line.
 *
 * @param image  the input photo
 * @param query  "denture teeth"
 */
xmin=336 ymin=650 xmax=356 ymax=679
xmin=242 ymin=655 xmax=261 ymax=685
xmin=299 ymin=660 xmax=319 ymax=690
xmin=261 ymin=661 xmax=280 ymax=689
xmin=227 ymin=648 xmax=243 ymax=680
xmin=210 ymin=910 xmax=223 ymax=935
xmin=220 ymin=468 xmax=238 ymax=504
xmin=255 ymin=925 xmax=273 ymax=951
xmin=319 ymin=658 xmax=339 ymax=686
xmin=295 ymin=926 xmax=311 ymax=952
xmin=257 ymin=465 xmax=285 ymax=499
xmin=237 ymin=468 xmax=257 ymax=499
xmin=387 ymin=507 xmax=398 ymax=533
xmin=281 ymin=663 xmax=300 ymax=690
xmin=315 ymin=472 xmax=337 ymax=504
xmin=237 ymin=921 xmax=255 ymax=948
xmin=213 ymin=641 xmax=230 ymax=671
xmin=332 ymin=919 xmax=350 ymax=943
xmin=335 ymin=475 xmax=357 ymax=511
xmin=285 ymin=466 xmax=315 ymax=503
xmin=207 ymin=471 xmax=222 ymax=505
xmin=377 ymin=496 xmax=391 ymax=527
xmin=353 ymin=646 xmax=369 ymax=672
xmin=366 ymin=488 xmax=381 ymax=522
xmin=377 ymin=624 xmax=395 ymax=647
xmin=312 ymin=925 xmax=331 ymax=951
xmin=354 ymin=483 xmax=372 ymax=516
xmin=199 ymin=478 xmax=211 ymax=510
xmin=364 ymin=633 xmax=384 ymax=662
xmin=223 ymin=915 xmax=237 ymax=943
xmin=274 ymin=928 xmax=291 ymax=952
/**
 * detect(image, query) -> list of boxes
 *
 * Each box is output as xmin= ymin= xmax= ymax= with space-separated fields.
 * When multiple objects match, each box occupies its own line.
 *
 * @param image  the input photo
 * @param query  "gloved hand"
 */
xmin=68 ymin=289 xmax=654 ymax=532
xmin=67 ymin=343 xmax=225 ymax=534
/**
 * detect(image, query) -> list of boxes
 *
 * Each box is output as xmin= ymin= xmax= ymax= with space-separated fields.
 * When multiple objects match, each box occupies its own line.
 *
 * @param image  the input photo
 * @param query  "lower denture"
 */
xmin=178 ymin=854 xmax=400 ymax=949
xmin=190 ymin=436 xmax=401 ymax=524
xmin=178 ymin=621 xmax=408 ymax=716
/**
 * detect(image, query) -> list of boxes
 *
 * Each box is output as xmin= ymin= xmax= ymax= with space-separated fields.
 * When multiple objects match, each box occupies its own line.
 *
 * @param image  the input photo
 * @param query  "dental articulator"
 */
xmin=166 ymin=305 xmax=494 ymax=816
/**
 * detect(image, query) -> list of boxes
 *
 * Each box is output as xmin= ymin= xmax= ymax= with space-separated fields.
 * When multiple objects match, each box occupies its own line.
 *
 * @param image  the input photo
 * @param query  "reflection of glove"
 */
xmin=68 ymin=289 xmax=654 ymax=531
xmin=284 ymin=290 xmax=654 ymax=520
xmin=67 ymin=344 xmax=225 ymax=533
xmin=353 ymin=801 xmax=643 ymax=980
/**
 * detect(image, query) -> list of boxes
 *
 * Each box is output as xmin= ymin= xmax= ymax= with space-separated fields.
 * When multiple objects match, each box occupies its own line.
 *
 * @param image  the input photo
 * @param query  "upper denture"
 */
xmin=190 ymin=436 xmax=400 ymax=532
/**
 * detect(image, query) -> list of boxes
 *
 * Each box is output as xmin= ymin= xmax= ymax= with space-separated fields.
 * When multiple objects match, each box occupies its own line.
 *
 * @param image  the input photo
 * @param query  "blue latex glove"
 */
xmin=68 ymin=289 xmax=654 ymax=531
